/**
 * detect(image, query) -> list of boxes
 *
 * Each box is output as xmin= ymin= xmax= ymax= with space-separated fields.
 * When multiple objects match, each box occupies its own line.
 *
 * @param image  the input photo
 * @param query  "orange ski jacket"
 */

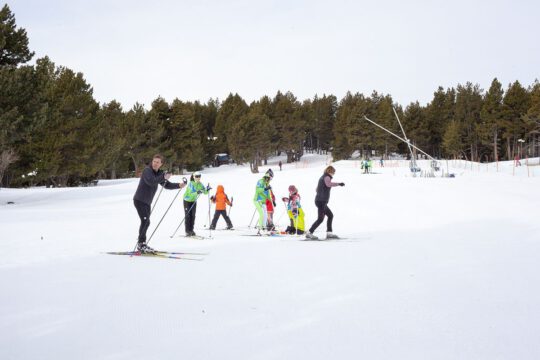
xmin=212 ymin=185 xmax=231 ymax=211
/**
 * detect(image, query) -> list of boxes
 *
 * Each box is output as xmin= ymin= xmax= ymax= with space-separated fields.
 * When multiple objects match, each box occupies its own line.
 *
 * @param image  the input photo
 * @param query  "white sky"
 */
xmin=9 ymin=0 xmax=540 ymax=109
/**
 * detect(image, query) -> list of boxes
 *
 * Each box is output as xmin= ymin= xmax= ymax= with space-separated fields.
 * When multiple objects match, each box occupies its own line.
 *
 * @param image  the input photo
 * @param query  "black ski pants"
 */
xmin=308 ymin=200 xmax=333 ymax=233
xmin=134 ymin=199 xmax=151 ymax=243
xmin=210 ymin=210 xmax=233 ymax=229
xmin=184 ymin=200 xmax=197 ymax=233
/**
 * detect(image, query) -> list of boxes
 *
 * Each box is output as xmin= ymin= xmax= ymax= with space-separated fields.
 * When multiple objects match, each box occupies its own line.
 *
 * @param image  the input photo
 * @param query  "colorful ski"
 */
xmin=105 ymin=251 xmax=204 ymax=261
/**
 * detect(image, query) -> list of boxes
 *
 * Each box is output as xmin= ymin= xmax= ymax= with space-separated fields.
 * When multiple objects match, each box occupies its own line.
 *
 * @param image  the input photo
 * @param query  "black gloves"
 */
xmin=272 ymin=200 xmax=276 ymax=207
xmin=197 ymin=190 xmax=203 ymax=194
xmin=339 ymin=182 xmax=345 ymax=186
xmin=210 ymin=195 xmax=216 ymax=202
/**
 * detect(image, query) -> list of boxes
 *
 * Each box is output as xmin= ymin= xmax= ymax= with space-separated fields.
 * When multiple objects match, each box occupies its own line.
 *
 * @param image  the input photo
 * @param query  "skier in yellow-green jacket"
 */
xmin=183 ymin=171 xmax=210 ymax=237
xmin=253 ymin=169 xmax=274 ymax=232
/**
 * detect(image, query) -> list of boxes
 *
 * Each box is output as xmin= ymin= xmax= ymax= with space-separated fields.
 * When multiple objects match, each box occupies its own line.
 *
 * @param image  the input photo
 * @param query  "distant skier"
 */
xmin=380 ymin=158 xmax=384 ymax=167
xmin=209 ymin=185 xmax=233 ymax=230
xmin=183 ymin=171 xmax=210 ymax=237
xmin=133 ymin=154 xmax=186 ymax=252
xmin=253 ymin=169 xmax=273 ymax=233
xmin=279 ymin=160 xmax=282 ymax=171
xmin=283 ymin=185 xmax=305 ymax=235
xmin=306 ymin=165 xmax=344 ymax=240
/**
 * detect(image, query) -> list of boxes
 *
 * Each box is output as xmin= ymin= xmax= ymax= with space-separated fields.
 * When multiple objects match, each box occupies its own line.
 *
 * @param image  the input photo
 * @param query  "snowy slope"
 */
xmin=1 ymin=155 xmax=539 ymax=360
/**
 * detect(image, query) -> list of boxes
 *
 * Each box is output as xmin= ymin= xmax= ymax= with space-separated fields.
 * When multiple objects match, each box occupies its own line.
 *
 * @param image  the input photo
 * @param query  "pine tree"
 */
xmin=442 ymin=120 xmax=462 ymax=159
xmin=228 ymin=101 xmax=274 ymax=173
xmin=214 ymin=93 xmax=248 ymax=153
xmin=272 ymin=91 xmax=304 ymax=163
xmin=95 ymin=101 xmax=127 ymax=179
xmin=454 ymin=82 xmax=483 ymax=161
xmin=168 ymin=99 xmax=204 ymax=172
xmin=31 ymin=64 xmax=100 ymax=186
xmin=0 ymin=4 xmax=34 ymax=67
xmin=125 ymin=103 xmax=163 ymax=175
xmin=524 ymin=81 xmax=540 ymax=158
xmin=479 ymin=78 xmax=504 ymax=161
xmin=501 ymin=81 xmax=530 ymax=159
xmin=425 ymin=87 xmax=455 ymax=158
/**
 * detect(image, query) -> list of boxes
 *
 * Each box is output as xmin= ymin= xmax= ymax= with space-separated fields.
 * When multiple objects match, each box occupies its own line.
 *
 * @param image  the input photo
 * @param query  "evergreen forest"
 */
xmin=1 ymin=5 xmax=539 ymax=187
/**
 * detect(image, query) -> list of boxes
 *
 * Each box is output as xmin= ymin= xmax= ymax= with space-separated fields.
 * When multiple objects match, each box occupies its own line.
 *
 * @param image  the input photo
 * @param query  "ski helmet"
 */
xmin=193 ymin=171 xmax=202 ymax=178
xmin=264 ymin=168 xmax=274 ymax=179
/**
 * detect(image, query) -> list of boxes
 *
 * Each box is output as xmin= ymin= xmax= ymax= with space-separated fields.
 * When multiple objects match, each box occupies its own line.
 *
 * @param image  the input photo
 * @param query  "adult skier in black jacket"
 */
xmin=305 ymin=165 xmax=345 ymax=240
xmin=133 ymin=154 xmax=186 ymax=252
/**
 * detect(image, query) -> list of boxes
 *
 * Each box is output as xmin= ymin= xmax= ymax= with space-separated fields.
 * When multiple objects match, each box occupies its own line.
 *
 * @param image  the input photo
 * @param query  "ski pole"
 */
xmin=150 ymin=185 xmax=164 ymax=215
xmin=227 ymin=196 xmax=233 ymax=217
xmin=169 ymin=192 xmax=201 ymax=238
xmin=145 ymin=186 xmax=183 ymax=246
xmin=248 ymin=208 xmax=257 ymax=228
xmin=207 ymin=191 xmax=212 ymax=239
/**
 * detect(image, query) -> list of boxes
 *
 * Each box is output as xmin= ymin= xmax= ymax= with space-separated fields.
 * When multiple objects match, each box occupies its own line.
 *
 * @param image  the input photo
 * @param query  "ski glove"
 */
xmin=339 ymin=182 xmax=345 ymax=186
xmin=272 ymin=200 xmax=276 ymax=207
xmin=197 ymin=190 xmax=203 ymax=194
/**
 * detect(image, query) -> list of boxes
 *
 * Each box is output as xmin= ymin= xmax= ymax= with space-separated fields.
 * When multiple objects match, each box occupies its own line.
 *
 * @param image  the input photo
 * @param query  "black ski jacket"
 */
xmin=133 ymin=166 xmax=180 ymax=205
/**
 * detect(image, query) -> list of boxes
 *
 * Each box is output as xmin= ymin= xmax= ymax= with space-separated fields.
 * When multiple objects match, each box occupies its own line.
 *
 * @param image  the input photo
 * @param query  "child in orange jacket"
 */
xmin=209 ymin=185 xmax=233 ymax=230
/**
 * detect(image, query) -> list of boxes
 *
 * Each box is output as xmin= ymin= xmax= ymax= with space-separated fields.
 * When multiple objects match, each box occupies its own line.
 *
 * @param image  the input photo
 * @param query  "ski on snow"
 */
xmin=105 ymin=250 xmax=205 ymax=261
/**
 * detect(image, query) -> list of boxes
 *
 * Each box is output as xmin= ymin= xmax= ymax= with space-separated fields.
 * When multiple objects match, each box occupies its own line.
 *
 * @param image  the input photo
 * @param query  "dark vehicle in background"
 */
xmin=213 ymin=153 xmax=231 ymax=167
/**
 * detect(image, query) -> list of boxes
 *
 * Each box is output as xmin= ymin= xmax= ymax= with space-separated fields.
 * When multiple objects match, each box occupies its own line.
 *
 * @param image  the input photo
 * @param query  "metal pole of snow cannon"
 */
xmin=362 ymin=116 xmax=436 ymax=161
xmin=145 ymin=177 xmax=187 ymax=246
xmin=169 ymin=192 xmax=201 ymax=238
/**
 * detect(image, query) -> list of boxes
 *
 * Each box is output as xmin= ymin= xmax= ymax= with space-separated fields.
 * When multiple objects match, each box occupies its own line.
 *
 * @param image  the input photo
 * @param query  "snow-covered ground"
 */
xmin=1 ymin=154 xmax=539 ymax=360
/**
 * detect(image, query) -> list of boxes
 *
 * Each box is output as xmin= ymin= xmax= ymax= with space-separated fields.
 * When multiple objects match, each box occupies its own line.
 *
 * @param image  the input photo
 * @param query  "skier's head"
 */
xmin=151 ymin=154 xmax=164 ymax=171
xmin=325 ymin=165 xmax=336 ymax=176
xmin=263 ymin=168 xmax=274 ymax=181
xmin=191 ymin=171 xmax=202 ymax=182
xmin=288 ymin=185 xmax=297 ymax=194
xmin=217 ymin=185 xmax=224 ymax=194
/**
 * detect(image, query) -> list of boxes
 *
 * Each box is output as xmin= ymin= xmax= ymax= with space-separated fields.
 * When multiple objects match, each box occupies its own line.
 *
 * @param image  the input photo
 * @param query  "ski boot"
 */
xmin=305 ymin=232 xmax=319 ymax=240
xmin=326 ymin=232 xmax=339 ymax=239
xmin=137 ymin=242 xmax=156 ymax=254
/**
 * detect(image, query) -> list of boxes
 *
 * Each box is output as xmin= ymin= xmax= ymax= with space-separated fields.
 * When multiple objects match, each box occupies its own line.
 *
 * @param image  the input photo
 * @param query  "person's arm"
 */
xmin=324 ymin=175 xmax=340 ymax=187
xmin=141 ymin=168 xmax=165 ymax=186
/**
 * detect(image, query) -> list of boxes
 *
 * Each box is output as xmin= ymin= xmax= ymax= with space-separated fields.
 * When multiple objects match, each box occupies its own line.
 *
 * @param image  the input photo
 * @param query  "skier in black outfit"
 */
xmin=305 ymin=165 xmax=345 ymax=240
xmin=133 ymin=154 xmax=186 ymax=252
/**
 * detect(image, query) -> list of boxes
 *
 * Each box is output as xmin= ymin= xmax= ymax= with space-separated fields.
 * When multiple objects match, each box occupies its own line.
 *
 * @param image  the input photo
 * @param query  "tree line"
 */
xmin=1 ymin=4 xmax=539 ymax=187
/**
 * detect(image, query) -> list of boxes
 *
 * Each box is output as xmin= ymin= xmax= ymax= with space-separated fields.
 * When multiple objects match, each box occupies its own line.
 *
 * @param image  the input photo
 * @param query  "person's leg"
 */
xmin=253 ymin=200 xmax=265 ymax=230
xmin=184 ymin=200 xmax=196 ymax=234
xmin=308 ymin=201 xmax=326 ymax=234
xmin=223 ymin=211 xmax=233 ymax=228
xmin=189 ymin=202 xmax=197 ymax=233
xmin=210 ymin=210 xmax=220 ymax=229
xmin=134 ymin=200 xmax=151 ymax=243
xmin=325 ymin=205 xmax=334 ymax=232
xmin=297 ymin=208 xmax=305 ymax=232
